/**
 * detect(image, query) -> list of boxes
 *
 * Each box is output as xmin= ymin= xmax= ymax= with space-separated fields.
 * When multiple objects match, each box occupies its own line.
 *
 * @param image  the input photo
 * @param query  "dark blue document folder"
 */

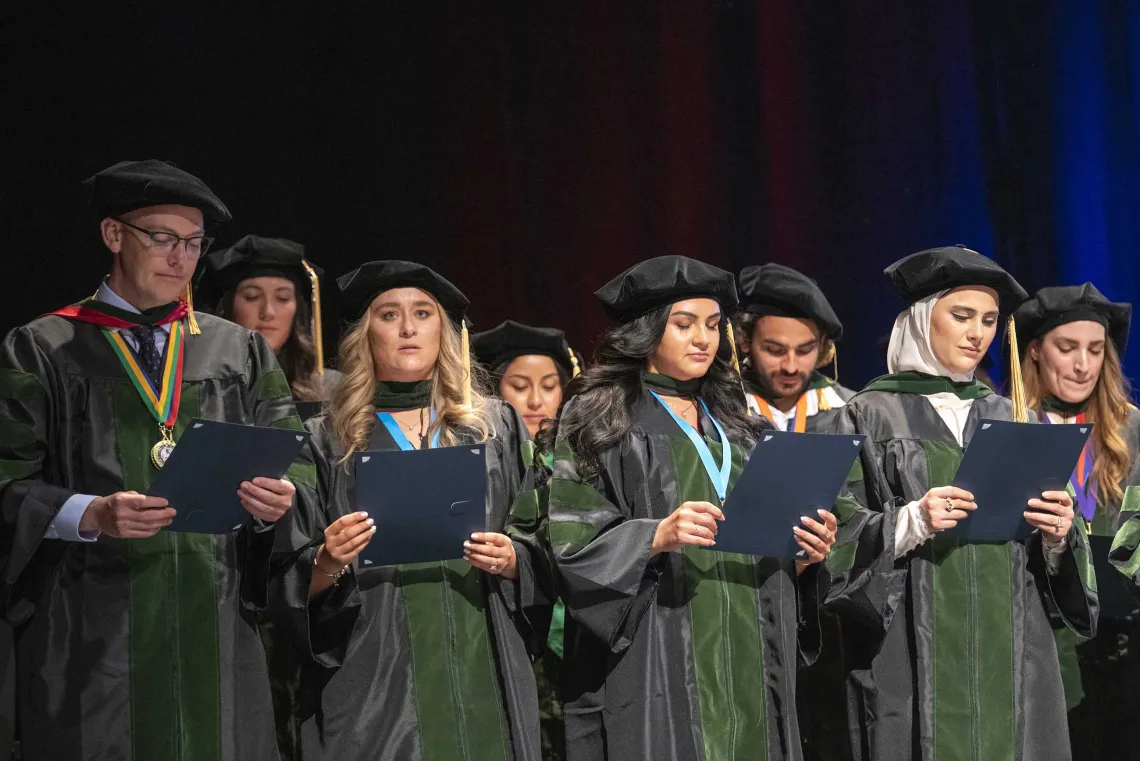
xmin=713 ymin=431 xmax=865 ymax=560
xmin=947 ymin=419 xmax=1093 ymax=541
xmin=354 ymin=444 xmax=487 ymax=568
xmin=151 ymin=419 xmax=310 ymax=534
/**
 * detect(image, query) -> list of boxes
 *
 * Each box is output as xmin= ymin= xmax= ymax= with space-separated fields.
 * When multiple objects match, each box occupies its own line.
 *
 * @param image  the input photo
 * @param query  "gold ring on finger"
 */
xmin=945 ymin=498 xmax=954 ymax=513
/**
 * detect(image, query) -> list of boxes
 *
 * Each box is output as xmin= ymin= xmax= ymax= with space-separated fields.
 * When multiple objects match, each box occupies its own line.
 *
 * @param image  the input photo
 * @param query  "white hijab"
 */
xmin=887 ymin=290 xmax=978 ymax=444
xmin=886 ymin=290 xmax=974 ymax=383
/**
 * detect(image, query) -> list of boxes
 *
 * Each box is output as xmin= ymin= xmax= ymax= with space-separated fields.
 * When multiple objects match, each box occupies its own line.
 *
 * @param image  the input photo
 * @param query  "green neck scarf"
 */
xmin=82 ymin=296 xmax=183 ymax=326
xmin=862 ymin=370 xmax=993 ymax=401
xmin=372 ymin=380 xmax=432 ymax=411
xmin=643 ymin=372 xmax=702 ymax=398
xmin=1040 ymin=395 xmax=1089 ymax=417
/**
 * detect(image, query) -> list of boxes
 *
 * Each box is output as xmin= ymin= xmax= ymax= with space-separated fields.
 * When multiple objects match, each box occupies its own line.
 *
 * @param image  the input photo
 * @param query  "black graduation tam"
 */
xmin=196 ymin=235 xmax=319 ymax=311
xmin=595 ymin=255 xmax=738 ymax=322
xmin=337 ymin=260 xmax=469 ymax=323
xmin=1013 ymin=283 xmax=1131 ymax=357
xmin=83 ymin=159 xmax=232 ymax=223
xmin=472 ymin=320 xmax=578 ymax=378
xmin=737 ymin=263 xmax=843 ymax=341
xmin=885 ymin=245 xmax=1027 ymax=312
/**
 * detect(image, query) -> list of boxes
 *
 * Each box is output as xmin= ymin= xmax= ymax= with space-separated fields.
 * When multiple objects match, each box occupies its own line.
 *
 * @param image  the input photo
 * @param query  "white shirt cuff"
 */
xmin=893 ymin=499 xmax=934 ymax=559
xmin=45 ymin=494 xmax=100 ymax=542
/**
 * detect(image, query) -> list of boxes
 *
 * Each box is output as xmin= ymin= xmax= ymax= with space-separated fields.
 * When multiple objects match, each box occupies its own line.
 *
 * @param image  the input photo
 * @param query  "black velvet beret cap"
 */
xmin=595 ymin=255 xmax=738 ymax=322
xmin=737 ymin=263 xmax=843 ymax=340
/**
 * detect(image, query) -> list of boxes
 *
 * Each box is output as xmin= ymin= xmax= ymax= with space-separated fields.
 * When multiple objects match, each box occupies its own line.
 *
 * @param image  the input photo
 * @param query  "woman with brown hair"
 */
xmin=273 ymin=260 xmax=546 ymax=761
xmin=196 ymin=234 xmax=339 ymax=403
xmin=1014 ymin=282 xmax=1139 ymax=761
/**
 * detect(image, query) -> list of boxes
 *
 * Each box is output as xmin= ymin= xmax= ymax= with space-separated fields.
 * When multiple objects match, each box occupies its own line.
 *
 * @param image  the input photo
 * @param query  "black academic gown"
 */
xmin=0 ymin=312 xmax=307 ymax=761
xmin=828 ymin=389 xmax=1098 ymax=761
xmin=548 ymin=389 xmax=822 ymax=761
xmin=274 ymin=400 xmax=545 ymax=761
xmin=1060 ymin=405 xmax=1140 ymax=760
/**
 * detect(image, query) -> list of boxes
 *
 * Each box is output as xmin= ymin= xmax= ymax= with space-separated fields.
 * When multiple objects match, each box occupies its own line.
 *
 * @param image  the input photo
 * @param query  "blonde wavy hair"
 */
xmin=330 ymin=295 xmax=494 ymax=465
xmin=1024 ymin=337 xmax=1133 ymax=506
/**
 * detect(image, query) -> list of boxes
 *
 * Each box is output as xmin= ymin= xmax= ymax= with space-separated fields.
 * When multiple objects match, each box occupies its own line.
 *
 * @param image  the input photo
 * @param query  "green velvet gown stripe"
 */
xmin=400 ymin=561 xmax=511 ymax=761
xmin=668 ymin=437 xmax=768 ymax=761
xmin=116 ymin=381 xmax=223 ymax=761
xmin=922 ymin=440 xmax=1017 ymax=761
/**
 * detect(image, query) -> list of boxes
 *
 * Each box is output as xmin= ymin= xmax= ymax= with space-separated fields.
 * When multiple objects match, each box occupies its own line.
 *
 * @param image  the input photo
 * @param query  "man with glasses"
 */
xmin=0 ymin=160 xmax=310 ymax=760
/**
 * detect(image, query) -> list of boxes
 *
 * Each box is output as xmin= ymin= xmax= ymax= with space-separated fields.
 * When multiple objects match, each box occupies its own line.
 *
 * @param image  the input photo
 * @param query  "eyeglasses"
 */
xmin=113 ymin=218 xmax=214 ymax=260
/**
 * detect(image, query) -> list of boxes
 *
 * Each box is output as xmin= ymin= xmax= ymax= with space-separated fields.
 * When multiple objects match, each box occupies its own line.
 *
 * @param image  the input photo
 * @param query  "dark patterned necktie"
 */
xmin=129 ymin=326 xmax=163 ymax=388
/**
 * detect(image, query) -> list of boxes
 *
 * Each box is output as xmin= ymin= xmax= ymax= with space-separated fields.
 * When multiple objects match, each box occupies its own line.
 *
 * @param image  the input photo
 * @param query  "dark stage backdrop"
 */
xmin=4 ymin=3 xmax=1139 ymax=389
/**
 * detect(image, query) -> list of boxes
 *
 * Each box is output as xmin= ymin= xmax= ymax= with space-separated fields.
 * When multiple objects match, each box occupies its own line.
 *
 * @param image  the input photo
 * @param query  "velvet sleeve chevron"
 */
xmin=242 ymin=332 xmax=312 ymax=611
xmin=0 ymin=326 xmax=76 ymax=625
xmin=1109 ymin=456 xmax=1140 ymax=598
xmin=547 ymin=429 xmax=663 ymax=655
xmin=823 ymin=401 xmax=904 ymax=636
xmin=499 ymin=433 xmax=558 ymax=657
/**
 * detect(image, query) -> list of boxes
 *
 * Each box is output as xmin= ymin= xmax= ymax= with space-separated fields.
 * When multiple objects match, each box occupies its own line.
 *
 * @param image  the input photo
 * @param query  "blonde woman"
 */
xmin=273 ymin=261 xmax=545 ymax=761
xmin=1014 ymin=283 xmax=1138 ymax=761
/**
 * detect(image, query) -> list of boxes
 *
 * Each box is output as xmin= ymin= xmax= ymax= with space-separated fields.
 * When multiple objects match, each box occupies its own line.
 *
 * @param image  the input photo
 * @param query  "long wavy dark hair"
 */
xmin=537 ymin=303 xmax=769 ymax=481
xmin=218 ymin=287 xmax=322 ymax=401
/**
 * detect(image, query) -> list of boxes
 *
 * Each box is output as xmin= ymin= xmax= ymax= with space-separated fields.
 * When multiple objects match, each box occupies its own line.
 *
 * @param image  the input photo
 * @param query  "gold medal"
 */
xmin=151 ymin=424 xmax=177 ymax=469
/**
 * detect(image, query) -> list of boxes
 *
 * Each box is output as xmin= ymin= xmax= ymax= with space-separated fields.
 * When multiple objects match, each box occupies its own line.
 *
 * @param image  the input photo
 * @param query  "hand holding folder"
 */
xmin=946 ymin=419 xmax=1093 ymax=541
xmin=150 ymin=419 xmax=310 ymax=534
xmin=711 ymin=431 xmax=865 ymax=560
xmin=353 ymin=444 xmax=488 ymax=568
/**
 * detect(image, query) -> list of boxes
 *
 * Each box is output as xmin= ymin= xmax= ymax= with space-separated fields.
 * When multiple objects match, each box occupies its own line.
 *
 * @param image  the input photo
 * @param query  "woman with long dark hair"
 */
xmin=827 ymin=246 xmax=1096 ymax=761
xmin=541 ymin=255 xmax=836 ymax=761
xmin=1014 ymin=283 xmax=1139 ymax=760
xmin=273 ymin=261 xmax=545 ymax=760
xmin=196 ymin=234 xmax=339 ymax=402
xmin=473 ymin=320 xmax=580 ymax=439
xmin=473 ymin=319 xmax=581 ymax=761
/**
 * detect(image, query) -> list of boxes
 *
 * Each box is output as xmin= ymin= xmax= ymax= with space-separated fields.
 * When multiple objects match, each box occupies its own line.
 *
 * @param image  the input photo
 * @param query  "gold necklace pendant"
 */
xmin=151 ymin=424 xmax=177 ymax=469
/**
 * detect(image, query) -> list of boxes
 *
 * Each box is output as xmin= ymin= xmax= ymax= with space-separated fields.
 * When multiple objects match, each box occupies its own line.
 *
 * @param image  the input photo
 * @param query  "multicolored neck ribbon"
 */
xmin=1040 ymin=409 xmax=1098 ymax=522
xmin=49 ymin=298 xmax=187 ymax=430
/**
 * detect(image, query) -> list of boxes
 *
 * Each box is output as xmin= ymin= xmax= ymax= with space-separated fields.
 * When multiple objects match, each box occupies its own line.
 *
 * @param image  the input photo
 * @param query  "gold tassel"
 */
xmin=820 ymin=342 xmax=839 ymax=383
xmin=726 ymin=321 xmax=751 ymax=415
xmin=1007 ymin=315 xmax=1028 ymax=423
xmin=567 ymin=346 xmax=581 ymax=377
xmin=461 ymin=320 xmax=472 ymax=407
xmin=182 ymin=283 xmax=200 ymax=335
xmin=301 ymin=259 xmax=324 ymax=376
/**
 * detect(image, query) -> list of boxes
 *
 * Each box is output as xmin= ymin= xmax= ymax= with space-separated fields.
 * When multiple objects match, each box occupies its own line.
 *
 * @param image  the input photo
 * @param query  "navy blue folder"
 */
xmin=713 ymin=431 xmax=866 ymax=560
xmin=151 ymin=419 xmax=310 ymax=534
xmin=353 ymin=444 xmax=487 ymax=568
xmin=946 ymin=419 xmax=1093 ymax=541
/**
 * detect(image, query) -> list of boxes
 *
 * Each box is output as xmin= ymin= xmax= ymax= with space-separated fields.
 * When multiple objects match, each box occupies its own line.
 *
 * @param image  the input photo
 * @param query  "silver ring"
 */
xmin=490 ymin=563 xmax=498 ymax=573
xmin=1055 ymin=516 xmax=1063 ymax=531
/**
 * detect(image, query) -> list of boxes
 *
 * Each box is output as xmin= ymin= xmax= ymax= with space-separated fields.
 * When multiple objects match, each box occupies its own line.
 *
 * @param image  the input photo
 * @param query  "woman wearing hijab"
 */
xmin=273 ymin=261 xmax=545 ymax=761
xmin=196 ymin=234 xmax=339 ymax=404
xmin=1015 ymin=284 xmax=1139 ymax=759
xmin=542 ymin=255 xmax=837 ymax=761
xmin=827 ymin=246 xmax=1096 ymax=761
